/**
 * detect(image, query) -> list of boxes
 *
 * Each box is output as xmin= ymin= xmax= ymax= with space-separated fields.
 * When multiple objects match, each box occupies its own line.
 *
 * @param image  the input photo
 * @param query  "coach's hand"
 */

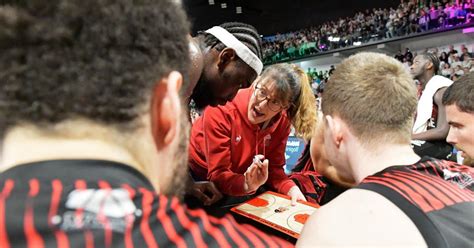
xmin=288 ymin=185 xmax=306 ymax=206
xmin=244 ymin=154 xmax=269 ymax=193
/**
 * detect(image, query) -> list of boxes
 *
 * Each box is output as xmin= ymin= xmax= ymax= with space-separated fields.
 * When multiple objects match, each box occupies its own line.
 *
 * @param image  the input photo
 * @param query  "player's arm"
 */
xmin=412 ymin=88 xmax=450 ymax=141
xmin=202 ymin=107 xmax=251 ymax=196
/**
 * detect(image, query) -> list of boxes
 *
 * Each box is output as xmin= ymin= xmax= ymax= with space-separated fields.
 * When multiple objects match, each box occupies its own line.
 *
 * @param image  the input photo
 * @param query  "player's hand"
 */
xmin=189 ymin=181 xmax=223 ymax=206
xmin=244 ymin=154 xmax=269 ymax=193
xmin=288 ymin=185 xmax=306 ymax=206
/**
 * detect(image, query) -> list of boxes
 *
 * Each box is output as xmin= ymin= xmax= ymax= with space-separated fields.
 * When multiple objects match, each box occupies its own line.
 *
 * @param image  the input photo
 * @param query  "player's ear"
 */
xmin=150 ymin=71 xmax=183 ymax=150
xmin=325 ymin=115 xmax=344 ymax=149
xmin=426 ymin=61 xmax=434 ymax=71
xmin=217 ymin=48 xmax=237 ymax=71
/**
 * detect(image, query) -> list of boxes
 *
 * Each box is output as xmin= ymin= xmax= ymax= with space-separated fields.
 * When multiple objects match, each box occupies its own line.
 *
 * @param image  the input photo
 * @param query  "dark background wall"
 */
xmin=183 ymin=0 xmax=400 ymax=36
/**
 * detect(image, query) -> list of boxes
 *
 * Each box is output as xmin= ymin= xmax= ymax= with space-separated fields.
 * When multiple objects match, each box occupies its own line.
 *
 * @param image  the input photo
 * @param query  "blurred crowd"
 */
xmin=263 ymin=0 xmax=474 ymax=64
xmin=304 ymin=43 xmax=473 ymax=97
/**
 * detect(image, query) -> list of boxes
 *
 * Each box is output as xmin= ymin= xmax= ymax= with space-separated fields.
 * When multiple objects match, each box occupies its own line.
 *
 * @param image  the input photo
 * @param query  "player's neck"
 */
xmin=350 ymin=144 xmax=420 ymax=184
xmin=418 ymin=72 xmax=435 ymax=90
xmin=0 ymin=123 xmax=144 ymax=174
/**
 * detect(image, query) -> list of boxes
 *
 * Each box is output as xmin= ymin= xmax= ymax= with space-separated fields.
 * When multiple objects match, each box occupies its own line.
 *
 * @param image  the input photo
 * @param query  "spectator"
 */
xmin=404 ymin=47 xmax=414 ymax=62
xmin=395 ymin=50 xmax=405 ymax=62
xmin=448 ymin=44 xmax=459 ymax=56
xmin=445 ymin=2 xmax=456 ymax=26
xmin=409 ymin=10 xmax=421 ymax=33
xmin=455 ymin=65 xmax=465 ymax=76
xmin=418 ymin=9 xmax=431 ymax=31
xmin=328 ymin=65 xmax=336 ymax=75
xmin=439 ymin=51 xmax=449 ymax=64
xmin=460 ymin=46 xmax=473 ymax=61
xmin=438 ymin=5 xmax=448 ymax=28
xmin=451 ymin=54 xmax=463 ymax=68
xmin=397 ymin=16 xmax=410 ymax=36
xmin=441 ymin=62 xmax=452 ymax=77
xmin=454 ymin=3 xmax=467 ymax=25
xmin=402 ymin=57 xmax=412 ymax=71
xmin=429 ymin=4 xmax=440 ymax=28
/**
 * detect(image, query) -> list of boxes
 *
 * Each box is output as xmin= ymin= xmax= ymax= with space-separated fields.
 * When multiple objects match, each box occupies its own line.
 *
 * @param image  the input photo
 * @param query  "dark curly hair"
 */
xmin=0 ymin=0 xmax=190 ymax=136
xmin=198 ymin=22 xmax=263 ymax=60
xmin=421 ymin=52 xmax=440 ymax=74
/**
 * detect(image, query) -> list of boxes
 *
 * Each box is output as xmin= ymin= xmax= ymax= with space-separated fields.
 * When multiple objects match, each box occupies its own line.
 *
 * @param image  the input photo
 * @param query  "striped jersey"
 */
xmin=0 ymin=160 xmax=290 ymax=248
xmin=358 ymin=157 xmax=474 ymax=247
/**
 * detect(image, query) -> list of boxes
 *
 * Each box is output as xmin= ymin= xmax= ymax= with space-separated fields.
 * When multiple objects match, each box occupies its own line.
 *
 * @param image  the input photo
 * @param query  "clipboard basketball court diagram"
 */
xmin=231 ymin=191 xmax=318 ymax=238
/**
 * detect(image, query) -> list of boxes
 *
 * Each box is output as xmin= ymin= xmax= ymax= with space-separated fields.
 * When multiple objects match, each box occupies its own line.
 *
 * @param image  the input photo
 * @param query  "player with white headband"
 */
xmin=184 ymin=22 xmax=263 ymax=109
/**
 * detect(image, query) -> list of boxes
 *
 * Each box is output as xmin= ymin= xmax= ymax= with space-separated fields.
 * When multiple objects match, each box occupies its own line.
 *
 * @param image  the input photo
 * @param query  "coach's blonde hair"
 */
xmin=321 ymin=52 xmax=417 ymax=146
xmin=290 ymin=66 xmax=318 ymax=140
xmin=258 ymin=63 xmax=317 ymax=140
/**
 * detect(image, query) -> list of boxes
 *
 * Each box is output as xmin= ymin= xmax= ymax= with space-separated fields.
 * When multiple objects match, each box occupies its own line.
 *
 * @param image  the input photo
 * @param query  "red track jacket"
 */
xmin=189 ymin=87 xmax=296 ymax=196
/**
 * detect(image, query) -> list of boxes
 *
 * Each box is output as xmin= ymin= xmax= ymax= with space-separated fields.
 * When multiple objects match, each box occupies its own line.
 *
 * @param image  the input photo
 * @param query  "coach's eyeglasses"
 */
xmin=254 ymin=84 xmax=287 ymax=112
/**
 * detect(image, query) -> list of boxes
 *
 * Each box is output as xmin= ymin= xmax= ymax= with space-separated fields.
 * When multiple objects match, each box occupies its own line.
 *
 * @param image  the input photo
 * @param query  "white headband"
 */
xmin=205 ymin=26 xmax=263 ymax=75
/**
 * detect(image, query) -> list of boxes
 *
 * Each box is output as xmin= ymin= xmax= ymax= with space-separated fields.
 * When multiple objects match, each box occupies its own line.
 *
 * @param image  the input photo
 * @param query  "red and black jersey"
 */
xmin=427 ymin=104 xmax=438 ymax=130
xmin=0 ymin=160 xmax=290 ymax=248
xmin=289 ymin=142 xmax=346 ymax=205
xmin=415 ymin=83 xmax=440 ymax=130
xmin=358 ymin=157 xmax=474 ymax=247
xmin=289 ymin=171 xmax=346 ymax=205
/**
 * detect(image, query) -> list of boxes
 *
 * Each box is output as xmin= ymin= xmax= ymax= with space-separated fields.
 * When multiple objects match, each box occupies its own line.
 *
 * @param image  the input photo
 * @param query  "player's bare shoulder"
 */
xmin=298 ymin=189 xmax=427 ymax=247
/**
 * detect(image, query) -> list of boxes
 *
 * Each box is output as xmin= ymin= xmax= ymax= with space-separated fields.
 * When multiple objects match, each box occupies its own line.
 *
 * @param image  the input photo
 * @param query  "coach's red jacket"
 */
xmin=189 ymin=87 xmax=296 ymax=196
